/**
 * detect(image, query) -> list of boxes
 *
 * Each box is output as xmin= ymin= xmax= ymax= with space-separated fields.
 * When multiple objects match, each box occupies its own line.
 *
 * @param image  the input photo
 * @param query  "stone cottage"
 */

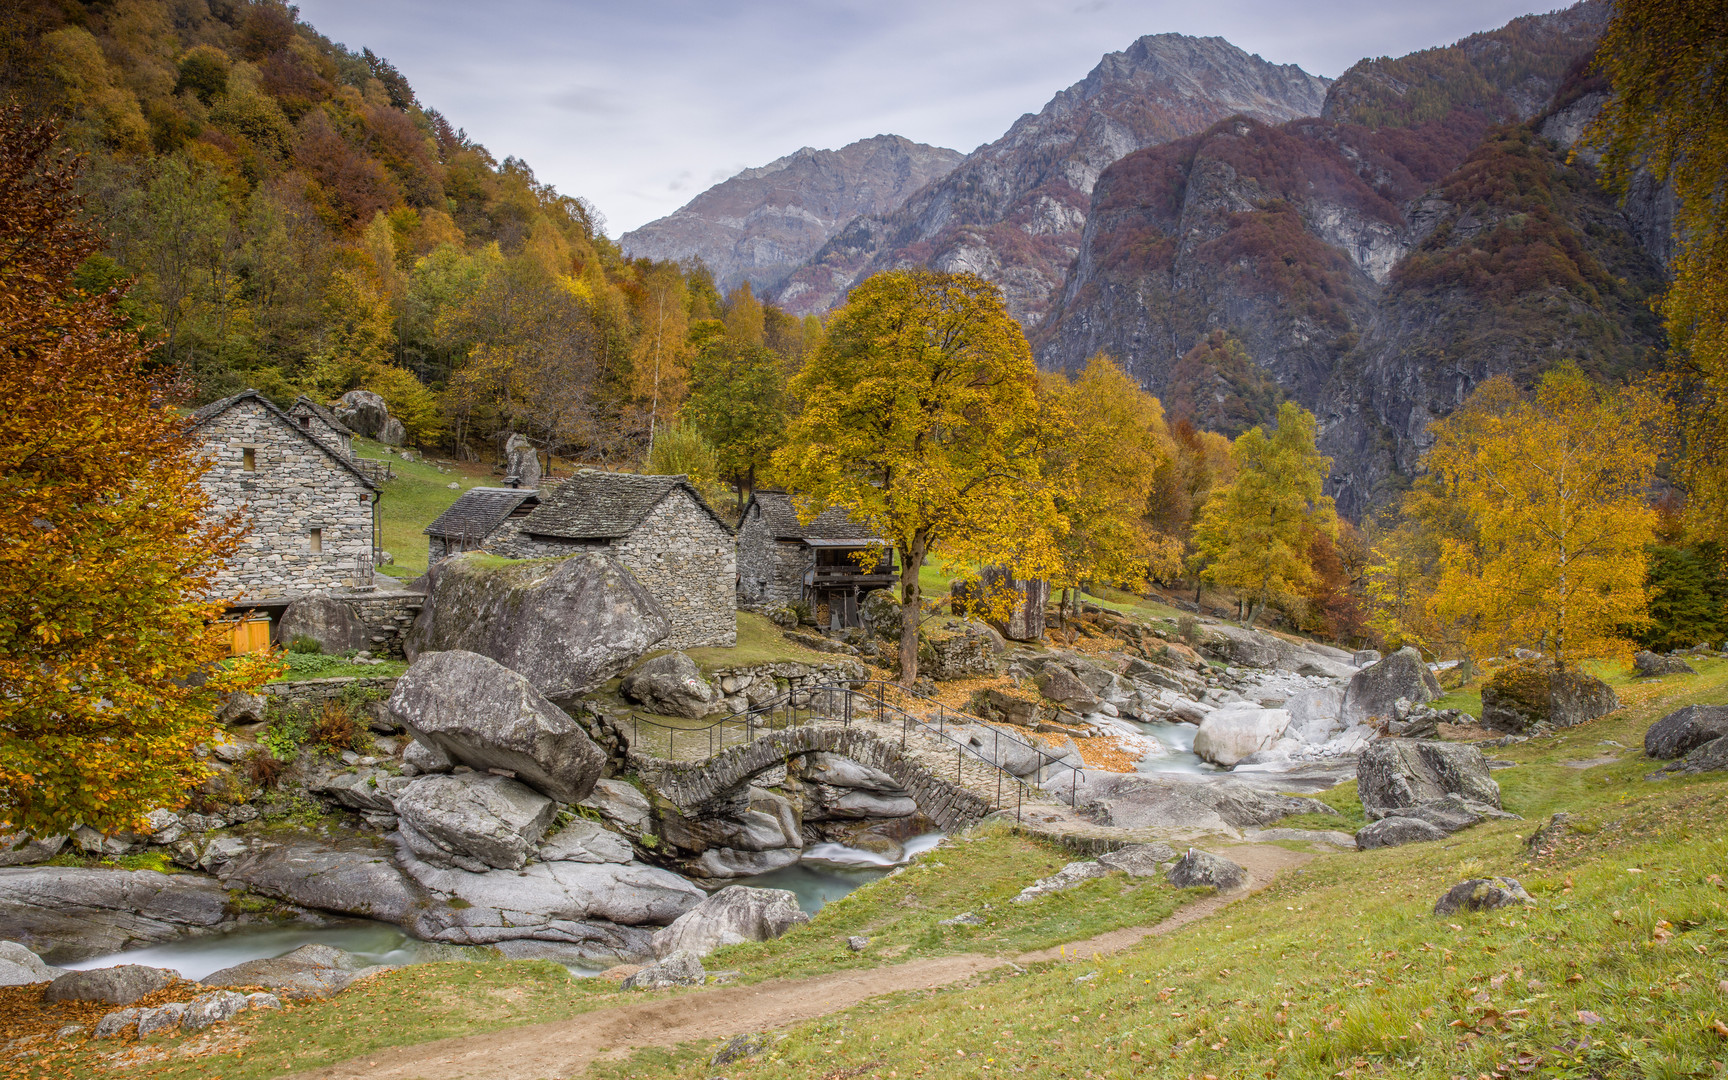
xmin=424 ymin=486 xmax=541 ymax=564
xmin=191 ymin=390 xmax=381 ymax=600
xmin=487 ymin=471 xmax=736 ymax=648
xmin=736 ymin=490 xmax=894 ymax=630
xmin=287 ymin=395 xmax=354 ymax=459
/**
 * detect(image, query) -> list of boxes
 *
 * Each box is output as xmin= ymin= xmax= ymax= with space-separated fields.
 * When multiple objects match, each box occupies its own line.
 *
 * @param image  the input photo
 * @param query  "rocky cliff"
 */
xmin=1034 ymin=0 xmax=1665 ymax=517
xmin=770 ymin=34 xmax=1330 ymax=325
xmin=619 ymin=135 xmax=963 ymax=296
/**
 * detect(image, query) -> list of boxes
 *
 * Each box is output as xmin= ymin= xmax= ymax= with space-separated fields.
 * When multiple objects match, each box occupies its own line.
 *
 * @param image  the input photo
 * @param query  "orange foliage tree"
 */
xmin=0 ymin=110 xmax=272 ymax=838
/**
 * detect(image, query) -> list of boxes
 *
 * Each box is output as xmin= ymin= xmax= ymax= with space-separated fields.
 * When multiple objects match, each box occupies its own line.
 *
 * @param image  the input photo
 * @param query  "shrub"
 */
xmin=288 ymin=635 xmax=322 ymax=654
xmin=244 ymin=749 xmax=285 ymax=788
xmin=1176 ymin=614 xmax=1200 ymax=646
xmin=309 ymin=701 xmax=368 ymax=754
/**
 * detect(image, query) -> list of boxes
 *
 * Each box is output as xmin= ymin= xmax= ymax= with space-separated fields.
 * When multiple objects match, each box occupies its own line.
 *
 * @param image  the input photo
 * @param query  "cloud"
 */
xmin=292 ymin=0 xmax=1558 ymax=235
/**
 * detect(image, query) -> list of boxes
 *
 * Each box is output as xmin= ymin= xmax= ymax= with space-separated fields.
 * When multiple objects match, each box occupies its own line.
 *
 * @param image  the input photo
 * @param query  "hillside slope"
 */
xmin=619 ymin=135 xmax=963 ymax=297
xmin=771 ymin=34 xmax=1330 ymax=325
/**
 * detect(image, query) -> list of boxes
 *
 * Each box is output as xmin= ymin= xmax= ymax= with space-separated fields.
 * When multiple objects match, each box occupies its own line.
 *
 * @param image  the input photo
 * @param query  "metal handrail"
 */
xmin=620 ymin=679 xmax=1086 ymax=820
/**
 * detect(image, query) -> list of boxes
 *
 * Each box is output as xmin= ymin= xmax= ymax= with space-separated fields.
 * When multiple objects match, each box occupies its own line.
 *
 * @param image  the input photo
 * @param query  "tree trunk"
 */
xmin=897 ymin=532 xmax=927 ymax=688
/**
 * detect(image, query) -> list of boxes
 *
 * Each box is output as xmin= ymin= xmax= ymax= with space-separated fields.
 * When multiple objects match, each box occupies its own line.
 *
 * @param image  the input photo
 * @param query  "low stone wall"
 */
xmin=332 ymin=593 xmax=424 ymax=659
xmin=263 ymin=676 xmax=399 ymax=709
xmin=633 ymin=725 xmax=993 ymax=832
xmin=706 ymin=659 xmax=867 ymax=713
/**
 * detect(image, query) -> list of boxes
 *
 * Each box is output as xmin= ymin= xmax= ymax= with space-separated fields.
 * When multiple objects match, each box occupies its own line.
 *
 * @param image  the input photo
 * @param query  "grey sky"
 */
xmin=293 ymin=0 xmax=1559 ymax=236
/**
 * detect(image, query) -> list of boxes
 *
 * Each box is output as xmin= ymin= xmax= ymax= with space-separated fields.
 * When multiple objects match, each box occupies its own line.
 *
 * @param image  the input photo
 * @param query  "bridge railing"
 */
xmin=620 ymin=679 xmax=1086 ymax=819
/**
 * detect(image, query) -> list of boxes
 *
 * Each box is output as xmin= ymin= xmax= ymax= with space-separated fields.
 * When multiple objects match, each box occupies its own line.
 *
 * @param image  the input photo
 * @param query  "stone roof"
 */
xmin=519 ymin=471 xmax=732 ymax=540
xmin=748 ymin=489 xmax=880 ymax=543
xmin=289 ymin=395 xmax=355 ymax=437
xmin=424 ymin=487 xmax=540 ymax=541
xmin=189 ymin=389 xmax=380 ymax=491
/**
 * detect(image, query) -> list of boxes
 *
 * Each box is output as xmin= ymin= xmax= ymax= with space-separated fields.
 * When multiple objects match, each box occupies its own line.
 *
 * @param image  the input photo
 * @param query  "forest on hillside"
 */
xmin=0 ymin=0 xmax=828 ymax=470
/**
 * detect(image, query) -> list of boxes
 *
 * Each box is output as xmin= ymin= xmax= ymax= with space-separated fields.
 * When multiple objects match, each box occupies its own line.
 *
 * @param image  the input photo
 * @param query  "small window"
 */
xmin=309 ymin=528 xmax=322 ymax=553
xmin=298 ymin=416 xmax=311 ymax=429
xmin=242 ymin=448 xmax=256 ymax=471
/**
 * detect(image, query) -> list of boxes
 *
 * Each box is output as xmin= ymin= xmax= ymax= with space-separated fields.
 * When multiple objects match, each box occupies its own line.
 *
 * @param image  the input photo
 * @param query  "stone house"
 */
xmin=287 ymin=395 xmax=353 ymax=459
xmin=736 ymin=490 xmax=894 ymax=630
xmin=424 ymin=486 xmax=541 ymax=564
xmin=486 ymin=471 xmax=736 ymax=648
xmin=191 ymin=389 xmax=381 ymax=600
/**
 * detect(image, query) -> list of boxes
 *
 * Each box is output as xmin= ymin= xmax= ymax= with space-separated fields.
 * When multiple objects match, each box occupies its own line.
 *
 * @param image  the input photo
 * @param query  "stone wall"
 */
xmin=286 ymin=404 xmax=353 ymax=461
xmin=198 ymin=397 xmax=375 ymax=599
xmin=484 ymin=489 xmax=735 ymax=650
xmin=262 ymin=675 xmax=399 ymax=708
xmin=334 ymin=593 xmax=424 ymax=658
xmin=735 ymin=506 xmax=809 ymax=605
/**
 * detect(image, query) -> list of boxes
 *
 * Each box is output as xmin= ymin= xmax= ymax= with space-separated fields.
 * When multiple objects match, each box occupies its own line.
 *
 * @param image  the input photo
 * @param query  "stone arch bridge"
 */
xmin=630 ymin=724 xmax=997 ymax=832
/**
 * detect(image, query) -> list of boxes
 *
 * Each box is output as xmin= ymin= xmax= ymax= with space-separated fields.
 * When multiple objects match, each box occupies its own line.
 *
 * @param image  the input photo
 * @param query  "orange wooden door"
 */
xmin=228 ymin=618 xmax=272 ymax=655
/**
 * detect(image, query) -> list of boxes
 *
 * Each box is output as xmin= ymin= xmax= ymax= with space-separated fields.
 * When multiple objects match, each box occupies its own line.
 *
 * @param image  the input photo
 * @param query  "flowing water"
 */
xmin=62 ymin=835 xmax=946 ymax=975
xmin=1131 ymin=719 xmax=1223 ymax=776
xmin=735 ymin=832 xmax=944 ymax=914
xmin=58 ymin=921 xmax=430 ymax=981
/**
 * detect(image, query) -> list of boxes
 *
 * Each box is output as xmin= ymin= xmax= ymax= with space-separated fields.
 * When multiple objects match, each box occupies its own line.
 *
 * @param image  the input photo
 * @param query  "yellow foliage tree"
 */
xmin=772 ymin=270 xmax=1051 ymax=685
xmin=0 ymin=110 xmax=275 ymax=836
xmin=1593 ymin=0 xmax=1728 ymax=547
xmin=1038 ymin=354 xmax=1182 ymax=619
xmin=1192 ymin=402 xmax=1337 ymax=626
xmin=1421 ymin=363 xmax=1662 ymax=669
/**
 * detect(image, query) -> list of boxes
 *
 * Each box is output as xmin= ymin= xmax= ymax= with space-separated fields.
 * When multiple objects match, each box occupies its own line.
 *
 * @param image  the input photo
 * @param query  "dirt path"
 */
xmin=290 ymin=844 xmax=1311 ymax=1080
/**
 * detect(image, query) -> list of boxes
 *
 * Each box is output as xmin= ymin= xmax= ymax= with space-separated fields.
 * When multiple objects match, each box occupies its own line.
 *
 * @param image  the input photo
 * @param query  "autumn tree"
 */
xmin=772 ymin=271 xmax=1049 ymax=685
xmin=1038 ymin=354 xmax=1181 ymax=620
xmin=0 ymin=111 xmax=271 ymax=837
xmin=684 ymin=329 xmax=791 ymax=506
xmin=1192 ymin=402 xmax=1337 ymax=627
xmin=1421 ymin=363 xmax=1662 ymax=669
xmin=1593 ymin=0 xmax=1728 ymax=546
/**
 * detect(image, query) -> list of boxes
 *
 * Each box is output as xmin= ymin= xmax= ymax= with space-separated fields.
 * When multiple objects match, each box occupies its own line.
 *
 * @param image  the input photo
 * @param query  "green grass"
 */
xmin=354 ymin=439 xmax=499 ymax=579
xmin=699 ymin=827 xmax=1191 ymax=984
xmin=266 ymin=657 xmax=407 ymax=683
xmin=603 ymin=659 xmax=1728 ymax=1080
xmin=681 ymin=611 xmax=841 ymax=671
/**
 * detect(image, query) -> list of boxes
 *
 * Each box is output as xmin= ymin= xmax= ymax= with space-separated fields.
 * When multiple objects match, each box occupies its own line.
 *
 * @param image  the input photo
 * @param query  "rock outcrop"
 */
xmin=1433 ymin=877 xmax=1534 ymax=915
xmin=650 ymin=886 xmax=809 ymax=957
xmin=0 ymin=867 xmax=237 ymax=963
xmin=203 ymin=944 xmax=369 ymax=998
xmin=1340 ymin=649 xmax=1441 ymax=726
xmin=0 ymin=940 xmax=59 ymax=986
xmin=1193 ymin=705 xmax=1290 ymax=766
xmin=622 ymin=950 xmax=704 ymax=990
xmin=46 ymin=965 xmax=178 ymax=1004
xmin=405 ymin=552 xmax=670 ymax=701
xmin=388 ymin=650 xmax=607 ymax=805
xmin=1634 ymin=650 xmax=1697 ymax=677
xmin=1166 ymin=849 xmax=1246 ymax=891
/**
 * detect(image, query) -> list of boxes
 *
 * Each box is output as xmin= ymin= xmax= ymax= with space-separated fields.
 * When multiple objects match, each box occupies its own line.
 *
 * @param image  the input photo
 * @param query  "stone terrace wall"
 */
xmin=262 ymin=675 xmax=398 ymax=708
xmin=334 ymin=593 xmax=424 ymax=658
xmin=735 ymin=507 xmax=809 ymax=606
xmin=198 ymin=398 xmax=374 ymax=598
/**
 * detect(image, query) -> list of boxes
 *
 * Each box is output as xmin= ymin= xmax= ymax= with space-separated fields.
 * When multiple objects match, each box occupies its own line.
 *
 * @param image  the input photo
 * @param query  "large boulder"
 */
xmin=397 ymin=855 xmax=705 ymax=942
xmin=1356 ymin=740 xmax=1501 ymax=821
xmin=1660 ymin=735 xmax=1728 ymax=776
xmin=1433 ymin=877 xmax=1534 ymax=915
xmin=1341 ymin=648 xmax=1440 ymax=726
xmin=503 ymin=433 xmax=542 ymax=488
xmin=46 ymin=965 xmax=179 ymax=1004
xmin=334 ymin=389 xmax=391 ymax=439
xmin=388 ymin=650 xmax=607 ymax=804
xmin=377 ymin=416 xmax=407 ymax=447
xmin=1035 ymin=666 xmax=1099 ymax=712
xmin=0 ymin=832 xmax=66 ymax=868
xmin=273 ymin=596 xmax=371 ymax=653
xmin=0 ymin=940 xmax=60 ymax=986
xmin=394 ymin=773 xmax=557 ymax=871
xmin=1480 ymin=663 xmax=1619 ymax=733
xmin=1644 ymin=705 xmax=1728 ymax=759
xmin=650 ymin=886 xmax=809 ymax=957
xmin=968 ymin=687 xmax=1042 ymax=728
xmin=405 ymin=552 xmax=669 ymax=701
xmin=217 ymin=841 xmax=427 ymax=926
xmin=579 ymin=778 xmax=654 ymax=838
xmin=920 ymin=620 xmax=1003 ymax=679
xmin=537 ymin=820 xmax=633 ymax=864
xmin=0 ymin=867 xmax=234 ymax=964
xmin=1193 ymin=706 xmax=1290 ymax=767
xmin=1284 ymin=687 xmax=1345 ymax=745
xmin=953 ymin=566 xmax=1048 ymax=641
xmin=620 ymin=652 xmax=715 ymax=719
xmin=1634 ymin=651 xmax=1697 ymax=677
xmin=1097 ymin=843 xmax=1177 ymax=877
